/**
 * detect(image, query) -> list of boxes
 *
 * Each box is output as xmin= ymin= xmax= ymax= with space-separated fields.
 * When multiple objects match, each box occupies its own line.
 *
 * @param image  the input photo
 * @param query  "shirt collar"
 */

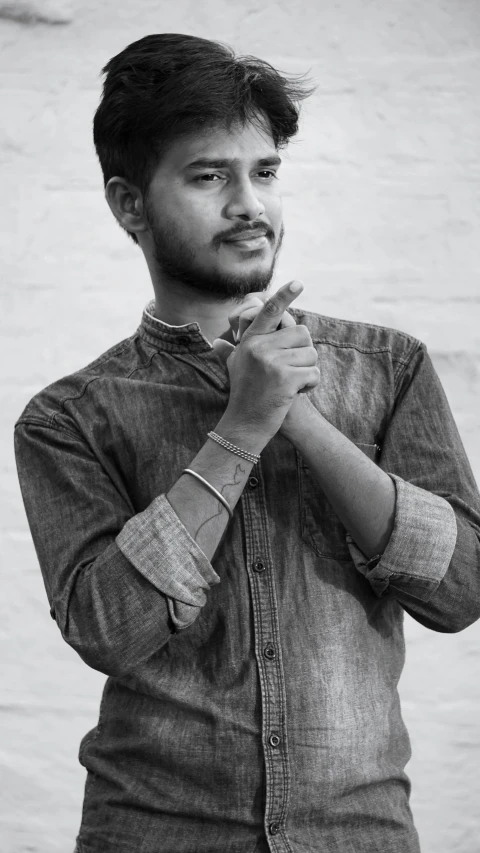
xmin=138 ymin=299 xmax=215 ymax=353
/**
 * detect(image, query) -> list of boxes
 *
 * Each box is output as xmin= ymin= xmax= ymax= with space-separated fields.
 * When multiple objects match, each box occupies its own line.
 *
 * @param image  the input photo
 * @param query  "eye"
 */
xmin=194 ymin=171 xmax=278 ymax=183
xmin=195 ymin=174 xmax=222 ymax=182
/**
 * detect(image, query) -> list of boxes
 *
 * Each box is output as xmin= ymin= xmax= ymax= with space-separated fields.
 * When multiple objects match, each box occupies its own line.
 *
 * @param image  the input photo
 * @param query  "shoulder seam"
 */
xmin=56 ymin=334 xmax=154 ymax=413
xmin=14 ymin=417 xmax=88 ymax=443
xmin=312 ymin=339 xmax=403 ymax=359
xmin=16 ymin=334 xmax=159 ymax=429
xmin=50 ymin=335 xmax=137 ymax=413
xmin=290 ymin=305 xmax=423 ymax=373
xmin=56 ymin=375 xmax=101 ymax=417
xmin=311 ymin=339 xmax=417 ymax=369
xmin=125 ymin=347 xmax=159 ymax=379
xmin=289 ymin=305 xmax=420 ymax=344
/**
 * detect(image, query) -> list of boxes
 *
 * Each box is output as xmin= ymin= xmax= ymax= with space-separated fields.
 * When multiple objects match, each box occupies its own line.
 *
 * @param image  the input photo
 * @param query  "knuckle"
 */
xmin=265 ymin=351 xmax=279 ymax=372
xmin=246 ymin=338 xmax=266 ymax=362
xmin=298 ymin=324 xmax=312 ymax=342
xmin=264 ymin=298 xmax=281 ymax=317
xmin=248 ymin=336 xmax=262 ymax=353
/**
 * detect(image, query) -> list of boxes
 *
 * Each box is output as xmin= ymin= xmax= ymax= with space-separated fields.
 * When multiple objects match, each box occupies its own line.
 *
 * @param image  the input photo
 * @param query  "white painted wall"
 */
xmin=1 ymin=1 xmax=479 ymax=851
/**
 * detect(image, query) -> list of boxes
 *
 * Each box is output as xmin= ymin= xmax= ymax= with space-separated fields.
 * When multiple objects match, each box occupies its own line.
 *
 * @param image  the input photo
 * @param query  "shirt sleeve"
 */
xmin=346 ymin=342 xmax=480 ymax=633
xmin=14 ymin=420 xmax=220 ymax=676
xmin=116 ymin=493 xmax=220 ymax=629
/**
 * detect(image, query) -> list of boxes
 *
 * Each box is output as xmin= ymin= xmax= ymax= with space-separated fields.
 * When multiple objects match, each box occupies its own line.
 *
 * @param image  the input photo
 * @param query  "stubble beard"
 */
xmin=147 ymin=208 xmax=285 ymax=305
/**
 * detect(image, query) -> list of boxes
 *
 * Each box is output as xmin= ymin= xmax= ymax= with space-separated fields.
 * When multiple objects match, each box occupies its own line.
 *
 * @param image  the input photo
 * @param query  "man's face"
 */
xmin=142 ymin=117 xmax=284 ymax=303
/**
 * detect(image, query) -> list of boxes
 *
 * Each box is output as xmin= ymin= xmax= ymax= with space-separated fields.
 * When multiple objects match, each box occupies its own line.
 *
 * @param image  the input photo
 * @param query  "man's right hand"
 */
xmin=213 ymin=281 xmax=320 ymax=444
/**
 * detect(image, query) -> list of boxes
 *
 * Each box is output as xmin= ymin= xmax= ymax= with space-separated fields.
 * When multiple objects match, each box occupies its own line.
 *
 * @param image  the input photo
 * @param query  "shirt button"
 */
xmin=264 ymin=644 xmax=276 ymax=660
xmin=269 ymin=822 xmax=280 ymax=835
xmin=248 ymin=475 xmax=259 ymax=489
xmin=252 ymin=559 xmax=266 ymax=573
xmin=177 ymin=336 xmax=190 ymax=346
xmin=269 ymin=733 xmax=281 ymax=748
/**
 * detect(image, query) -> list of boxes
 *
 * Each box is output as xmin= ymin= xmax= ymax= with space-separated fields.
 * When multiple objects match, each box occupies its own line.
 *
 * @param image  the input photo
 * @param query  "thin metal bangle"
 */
xmin=182 ymin=468 xmax=234 ymax=519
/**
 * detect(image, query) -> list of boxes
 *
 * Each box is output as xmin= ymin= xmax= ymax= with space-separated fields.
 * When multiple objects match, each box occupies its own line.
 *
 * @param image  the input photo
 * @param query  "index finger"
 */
xmin=243 ymin=280 xmax=303 ymax=337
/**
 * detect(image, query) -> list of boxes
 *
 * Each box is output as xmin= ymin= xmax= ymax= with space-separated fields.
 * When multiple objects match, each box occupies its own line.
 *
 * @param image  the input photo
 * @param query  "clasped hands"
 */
xmin=212 ymin=281 xmax=317 ymax=438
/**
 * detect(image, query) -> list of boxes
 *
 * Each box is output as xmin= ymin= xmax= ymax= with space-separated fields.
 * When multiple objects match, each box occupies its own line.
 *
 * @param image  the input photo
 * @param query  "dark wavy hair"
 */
xmin=93 ymin=33 xmax=315 ymax=243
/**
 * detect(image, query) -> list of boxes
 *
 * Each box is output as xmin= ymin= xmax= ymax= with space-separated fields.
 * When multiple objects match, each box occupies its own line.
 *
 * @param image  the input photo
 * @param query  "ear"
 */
xmin=211 ymin=338 xmax=236 ymax=364
xmin=105 ymin=177 xmax=148 ymax=239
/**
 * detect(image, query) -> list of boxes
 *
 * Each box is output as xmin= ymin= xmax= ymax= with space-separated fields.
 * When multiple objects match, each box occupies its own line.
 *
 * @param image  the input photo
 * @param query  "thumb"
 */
xmin=212 ymin=338 xmax=236 ymax=364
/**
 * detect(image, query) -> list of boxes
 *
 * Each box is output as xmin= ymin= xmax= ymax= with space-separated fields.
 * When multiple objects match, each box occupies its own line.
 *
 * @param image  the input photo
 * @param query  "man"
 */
xmin=14 ymin=33 xmax=480 ymax=853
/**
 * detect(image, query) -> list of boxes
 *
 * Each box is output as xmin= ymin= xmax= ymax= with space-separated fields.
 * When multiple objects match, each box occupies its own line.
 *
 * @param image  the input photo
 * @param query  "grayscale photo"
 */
xmin=3 ymin=1 xmax=480 ymax=852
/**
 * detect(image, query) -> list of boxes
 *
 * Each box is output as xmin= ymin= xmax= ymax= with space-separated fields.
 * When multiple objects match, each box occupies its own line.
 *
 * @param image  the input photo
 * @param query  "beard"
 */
xmin=145 ymin=204 xmax=285 ymax=305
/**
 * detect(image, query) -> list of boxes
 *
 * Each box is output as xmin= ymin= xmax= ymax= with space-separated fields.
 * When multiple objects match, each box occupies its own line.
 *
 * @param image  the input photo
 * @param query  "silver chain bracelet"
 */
xmin=207 ymin=431 xmax=260 ymax=465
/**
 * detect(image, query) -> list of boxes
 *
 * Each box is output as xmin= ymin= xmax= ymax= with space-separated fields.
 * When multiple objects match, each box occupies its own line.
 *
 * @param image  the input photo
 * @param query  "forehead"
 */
xmin=161 ymin=119 xmax=278 ymax=171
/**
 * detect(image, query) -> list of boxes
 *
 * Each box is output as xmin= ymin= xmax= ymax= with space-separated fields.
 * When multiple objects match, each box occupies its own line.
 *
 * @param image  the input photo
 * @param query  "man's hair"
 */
xmin=93 ymin=33 xmax=315 ymax=243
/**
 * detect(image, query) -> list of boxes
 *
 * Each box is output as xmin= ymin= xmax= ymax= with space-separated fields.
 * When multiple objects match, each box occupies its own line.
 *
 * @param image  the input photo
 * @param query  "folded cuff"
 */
xmin=346 ymin=474 xmax=457 ymax=598
xmin=116 ymin=493 xmax=220 ymax=607
xmin=167 ymin=597 xmax=202 ymax=631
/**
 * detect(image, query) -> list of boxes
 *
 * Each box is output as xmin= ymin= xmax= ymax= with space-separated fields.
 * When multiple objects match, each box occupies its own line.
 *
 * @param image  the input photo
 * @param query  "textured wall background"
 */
xmin=1 ymin=1 xmax=480 ymax=851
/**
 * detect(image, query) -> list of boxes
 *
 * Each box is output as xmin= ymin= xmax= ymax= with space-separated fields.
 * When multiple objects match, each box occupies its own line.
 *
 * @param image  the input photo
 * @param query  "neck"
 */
xmin=153 ymin=280 xmax=239 ymax=345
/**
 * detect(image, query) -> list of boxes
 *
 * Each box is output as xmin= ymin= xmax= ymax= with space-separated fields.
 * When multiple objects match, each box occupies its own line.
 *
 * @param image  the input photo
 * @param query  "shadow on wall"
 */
xmin=0 ymin=0 xmax=73 ymax=24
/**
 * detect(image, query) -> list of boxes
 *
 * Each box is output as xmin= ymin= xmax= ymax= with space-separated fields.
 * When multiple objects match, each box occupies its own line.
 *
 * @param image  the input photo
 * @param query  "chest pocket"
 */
xmin=297 ymin=441 xmax=381 ymax=561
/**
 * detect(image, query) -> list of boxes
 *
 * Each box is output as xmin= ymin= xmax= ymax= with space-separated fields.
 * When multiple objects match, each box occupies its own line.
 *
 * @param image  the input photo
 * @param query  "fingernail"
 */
xmin=289 ymin=281 xmax=303 ymax=293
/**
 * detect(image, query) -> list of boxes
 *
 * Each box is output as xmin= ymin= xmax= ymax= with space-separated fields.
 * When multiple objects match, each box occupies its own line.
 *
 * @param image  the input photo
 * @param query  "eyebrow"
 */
xmin=184 ymin=155 xmax=282 ymax=171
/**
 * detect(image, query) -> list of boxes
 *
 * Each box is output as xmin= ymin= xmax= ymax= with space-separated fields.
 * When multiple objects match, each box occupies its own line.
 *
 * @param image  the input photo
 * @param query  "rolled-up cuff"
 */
xmin=116 ymin=493 xmax=220 ymax=607
xmin=167 ymin=597 xmax=202 ymax=631
xmin=346 ymin=474 xmax=457 ymax=599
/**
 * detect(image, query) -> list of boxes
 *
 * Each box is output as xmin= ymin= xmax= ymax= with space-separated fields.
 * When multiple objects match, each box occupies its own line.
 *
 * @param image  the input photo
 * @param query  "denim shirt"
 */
xmin=14 ymin=300 xmax=480 ymax=853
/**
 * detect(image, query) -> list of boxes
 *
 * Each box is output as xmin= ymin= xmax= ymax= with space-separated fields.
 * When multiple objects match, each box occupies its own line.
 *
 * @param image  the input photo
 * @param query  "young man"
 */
xmin=14 ymin=33 xmax=480 ymax=853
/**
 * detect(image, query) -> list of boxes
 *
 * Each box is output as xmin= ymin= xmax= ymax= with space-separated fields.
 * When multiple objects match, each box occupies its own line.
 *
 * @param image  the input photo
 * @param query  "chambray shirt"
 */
xmin=14 ymin=300 xmax=480 ymax=853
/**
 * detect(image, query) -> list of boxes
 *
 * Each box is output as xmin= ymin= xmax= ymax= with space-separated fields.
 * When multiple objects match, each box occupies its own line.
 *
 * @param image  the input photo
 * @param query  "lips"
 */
xmin=224 ymin=229 xmax=268 ymax=242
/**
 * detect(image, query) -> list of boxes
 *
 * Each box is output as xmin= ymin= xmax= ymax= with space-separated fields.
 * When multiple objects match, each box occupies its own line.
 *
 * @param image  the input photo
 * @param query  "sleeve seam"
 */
xmin=378 ymin=565 xmax=445 ymax=583
xmin=15 ymin=417 xmax=89 ymax=445
xmin=393 ymin=339 xmax=425 ymax=393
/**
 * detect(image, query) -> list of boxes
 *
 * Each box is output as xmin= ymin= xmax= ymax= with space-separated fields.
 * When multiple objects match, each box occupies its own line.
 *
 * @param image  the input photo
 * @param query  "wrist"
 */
xmin=280 ymin=394 xmax=323 ymax=440
xmin=215 ymin=411 xmax=270 ymax=457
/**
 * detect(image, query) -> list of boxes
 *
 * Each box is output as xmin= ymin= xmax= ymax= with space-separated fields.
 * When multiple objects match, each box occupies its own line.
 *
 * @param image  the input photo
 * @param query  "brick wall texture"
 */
xmin=1 ymin=1 xmax=479 ymax=851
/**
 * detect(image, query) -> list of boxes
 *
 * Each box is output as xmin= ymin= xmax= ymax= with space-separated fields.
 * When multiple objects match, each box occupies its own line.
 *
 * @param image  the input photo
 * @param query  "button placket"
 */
xmin=241 ymin=471 xmax=291 ymax=853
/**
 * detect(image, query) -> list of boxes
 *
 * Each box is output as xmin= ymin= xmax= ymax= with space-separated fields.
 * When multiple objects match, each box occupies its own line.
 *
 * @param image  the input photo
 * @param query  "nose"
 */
xmin=224 ymin=178 xmax=265 ymax=221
